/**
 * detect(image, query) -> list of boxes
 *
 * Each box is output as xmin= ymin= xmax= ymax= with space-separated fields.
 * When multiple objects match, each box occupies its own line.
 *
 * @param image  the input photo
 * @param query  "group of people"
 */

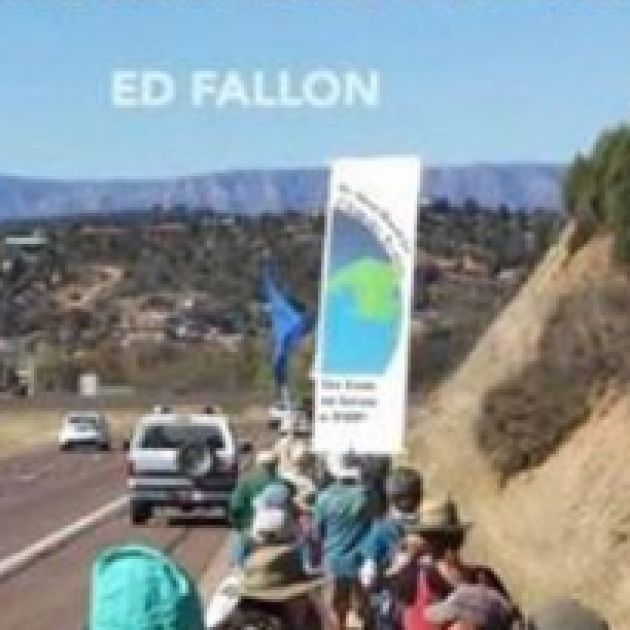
xmin=87 ymin=420 xmax=611 ymax=629
xmin=218 ymin=426 xmax=611 ymax=630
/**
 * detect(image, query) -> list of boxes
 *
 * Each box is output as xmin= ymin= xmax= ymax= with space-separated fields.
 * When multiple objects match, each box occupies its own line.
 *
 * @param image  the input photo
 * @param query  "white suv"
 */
xmin=59 ymin=412 xmax=111 ymax=451
xmin=126 ymin=411 xmax=251 ymax=525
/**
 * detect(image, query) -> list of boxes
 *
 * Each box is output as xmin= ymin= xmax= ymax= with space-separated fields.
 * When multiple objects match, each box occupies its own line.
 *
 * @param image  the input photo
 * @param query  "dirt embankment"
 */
xmin=408 ymin=226 xmax=630 ymax=628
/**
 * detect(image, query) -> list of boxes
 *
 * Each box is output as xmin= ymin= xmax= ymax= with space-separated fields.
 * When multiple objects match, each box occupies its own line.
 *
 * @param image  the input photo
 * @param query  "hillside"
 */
xmin=0 ymin=164 xmax=562 ymax=221
xmin=407 ymin=226 xmax=630 ymax=628
xmin=1 ymin=205 xmax=559 ymax=394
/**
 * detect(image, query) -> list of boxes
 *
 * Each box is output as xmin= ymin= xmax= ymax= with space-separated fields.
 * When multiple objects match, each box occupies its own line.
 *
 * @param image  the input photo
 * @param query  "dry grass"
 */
xmin=0 ymin=408 xmax=65 ymax=455
xmin=0 ymin=405 xmax=145 ymax=457
xmin=406 ymin=229 xmax=630 ymax=628
xmin=0 ymin=395 xmax=270 ymax=459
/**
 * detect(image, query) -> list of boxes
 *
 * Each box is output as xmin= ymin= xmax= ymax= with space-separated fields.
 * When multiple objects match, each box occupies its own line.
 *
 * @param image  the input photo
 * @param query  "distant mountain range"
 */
xmin=0 ymin=164 xmax=563 ymax=222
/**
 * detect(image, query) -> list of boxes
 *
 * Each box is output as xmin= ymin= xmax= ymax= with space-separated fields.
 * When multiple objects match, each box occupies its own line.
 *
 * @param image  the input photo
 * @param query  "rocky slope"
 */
xmin=407 ymin=227 xmax=630 ymax=628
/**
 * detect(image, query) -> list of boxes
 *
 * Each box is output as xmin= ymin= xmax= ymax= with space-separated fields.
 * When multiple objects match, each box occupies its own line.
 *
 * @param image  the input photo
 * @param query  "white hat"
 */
xmin=279 ymin=415 xmax=295 ymax=434
xmin=255 ymin=450 xmax=278 ymax=466
xmin=326 ymin=453 xmax=361 ymax=480
xmin=251 ymin=508 xmax=294 ymax=543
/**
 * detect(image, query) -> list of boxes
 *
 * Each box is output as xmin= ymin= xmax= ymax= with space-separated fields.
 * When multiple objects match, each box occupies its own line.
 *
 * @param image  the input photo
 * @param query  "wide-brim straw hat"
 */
xmin=406 ymin=496 xmax=472 ymax=535
xmin=238 ymin=544 xmax=330 ymax=602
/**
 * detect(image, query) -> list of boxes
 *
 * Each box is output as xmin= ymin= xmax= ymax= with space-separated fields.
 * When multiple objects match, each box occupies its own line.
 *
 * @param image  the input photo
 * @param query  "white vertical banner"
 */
xmin=313 ymin=156 xmax=423 ymax=454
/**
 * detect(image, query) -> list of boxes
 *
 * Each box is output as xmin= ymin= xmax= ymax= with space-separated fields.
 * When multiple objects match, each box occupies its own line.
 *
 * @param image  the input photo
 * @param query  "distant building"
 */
xmin=4 ymin=231 xmax=49 ymax=262
xmin=5 ymin=232 xmax=48 ymax=250
xmin=79 ymin=372 xmax=100 ymax=397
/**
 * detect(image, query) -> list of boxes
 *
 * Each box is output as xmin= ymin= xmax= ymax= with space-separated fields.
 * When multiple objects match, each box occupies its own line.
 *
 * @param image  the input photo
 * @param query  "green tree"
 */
xmin=564 ymin=124 xmax=630 ymax=263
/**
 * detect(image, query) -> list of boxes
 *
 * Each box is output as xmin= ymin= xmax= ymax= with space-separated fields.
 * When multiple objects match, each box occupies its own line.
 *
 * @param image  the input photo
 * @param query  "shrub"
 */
xmin=476 ymin=284 xmax=630 ymax=478
xmin=564 ymin=124 xmax=630 ymax=263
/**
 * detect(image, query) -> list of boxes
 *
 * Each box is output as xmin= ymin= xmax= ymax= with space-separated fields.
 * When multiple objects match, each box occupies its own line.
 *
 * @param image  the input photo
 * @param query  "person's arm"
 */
xmin=474 ymin=565 xmax=523 ymax=624
xmin=387 ymin=555 xmax=421 ymax=605
xmin=358 ymin=521 xmax=379 ymax=588
xmin=474 ymin=565 xmax=511 ymax=599
xmin=359 ymin=557 xmax=378 ymax=589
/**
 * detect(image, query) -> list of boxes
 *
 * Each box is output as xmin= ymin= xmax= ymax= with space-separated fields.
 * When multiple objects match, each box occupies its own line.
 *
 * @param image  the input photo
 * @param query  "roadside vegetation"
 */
xmin=0 ymin=203 xmax=560 ymax=396
xmin=473 ymin=122 xmax=630 ymax=478
xmin=564 ymin=123 xmax=630 ymax=263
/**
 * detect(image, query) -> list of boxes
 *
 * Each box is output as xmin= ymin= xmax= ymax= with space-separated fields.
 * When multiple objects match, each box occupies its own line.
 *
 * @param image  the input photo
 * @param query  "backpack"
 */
xmin=88 ymin=544 xmax=205 ymax=630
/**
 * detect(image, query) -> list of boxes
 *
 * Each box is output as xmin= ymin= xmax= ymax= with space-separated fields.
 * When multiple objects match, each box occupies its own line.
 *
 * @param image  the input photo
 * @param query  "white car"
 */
xmin=126 ymin=411 xmax=252 ymax=525
xmin=59 ymin=412 xmax=111 ymax=451
xmin=268 ymin=398 xmax=313 ymax=436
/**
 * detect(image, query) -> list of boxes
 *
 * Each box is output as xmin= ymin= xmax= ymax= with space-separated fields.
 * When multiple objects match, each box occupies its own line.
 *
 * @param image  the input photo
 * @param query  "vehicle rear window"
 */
xmin=139 ymin=424 xmax=225 ymax=450
xmin=69 ymin=416 xmax=100 ymax=427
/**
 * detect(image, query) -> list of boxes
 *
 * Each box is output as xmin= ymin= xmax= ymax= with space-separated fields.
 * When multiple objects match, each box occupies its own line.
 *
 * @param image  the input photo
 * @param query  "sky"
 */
xmin=0 ymin=0 xmax=629 ymax=179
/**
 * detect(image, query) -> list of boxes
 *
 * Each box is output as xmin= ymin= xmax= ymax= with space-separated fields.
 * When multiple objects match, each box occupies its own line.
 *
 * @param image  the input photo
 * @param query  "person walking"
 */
xmin=314 ymin=452 xmax=378 ymax=630
xmin=386 ymin=497 xmax=517 ymax=630
xmin=228 ymin=449 xmax=284 ymax=565
xmin=220 ymin=544 xmax=332 ymax=630
xmin=359 ymin=466 xmax=423 ymax=629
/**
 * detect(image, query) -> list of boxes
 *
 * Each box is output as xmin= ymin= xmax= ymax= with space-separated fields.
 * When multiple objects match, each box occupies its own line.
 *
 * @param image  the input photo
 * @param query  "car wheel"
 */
xmin=100 ymin=443 xmax=111 ymax=452
xmin=60 ymin=443 xmax=72 ymax=452
xmin=130 ymin=501 xmax=152 ymax=525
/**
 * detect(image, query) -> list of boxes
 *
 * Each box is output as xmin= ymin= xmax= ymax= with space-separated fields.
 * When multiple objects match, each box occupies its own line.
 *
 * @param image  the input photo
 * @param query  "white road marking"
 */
xmin=0 ymin=495 xmax=128 ymax=582
xmin=199 ymin=537 xmax=232 ymax=603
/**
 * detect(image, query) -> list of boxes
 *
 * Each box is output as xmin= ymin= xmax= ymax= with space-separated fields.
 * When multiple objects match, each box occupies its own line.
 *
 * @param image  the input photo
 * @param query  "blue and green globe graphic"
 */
xmin=322 ymin=210 xmax=402 ymax=375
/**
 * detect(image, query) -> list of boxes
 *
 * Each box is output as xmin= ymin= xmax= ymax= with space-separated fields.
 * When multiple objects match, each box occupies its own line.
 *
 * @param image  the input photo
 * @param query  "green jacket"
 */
xmin=228 ymin=466 xmax=277 ymax=532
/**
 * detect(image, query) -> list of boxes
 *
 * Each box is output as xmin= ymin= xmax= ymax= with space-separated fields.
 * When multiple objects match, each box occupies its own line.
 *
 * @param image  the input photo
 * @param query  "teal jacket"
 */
xmin=314 ymin=480 xmax=376 ymax=578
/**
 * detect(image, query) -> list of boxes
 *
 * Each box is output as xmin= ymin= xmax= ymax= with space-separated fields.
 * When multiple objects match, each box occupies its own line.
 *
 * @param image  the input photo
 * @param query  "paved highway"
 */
xmin=0 ymin=418 xmax=268 ymax=630
xmin=0 ymin=507 xmax=229 ymax=629
xmin=0 ymin=446 xmax=125 ymax=559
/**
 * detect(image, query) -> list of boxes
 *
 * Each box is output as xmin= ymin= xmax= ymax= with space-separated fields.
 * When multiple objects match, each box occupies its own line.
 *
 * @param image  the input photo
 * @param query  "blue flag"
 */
xmin=262 ymin=268 xmax=311 ymax=386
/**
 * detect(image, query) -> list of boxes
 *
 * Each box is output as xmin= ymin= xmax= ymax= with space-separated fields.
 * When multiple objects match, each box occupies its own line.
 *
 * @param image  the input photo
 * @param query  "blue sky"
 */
xmin=0 ymin=1 xmax=628 ymax=178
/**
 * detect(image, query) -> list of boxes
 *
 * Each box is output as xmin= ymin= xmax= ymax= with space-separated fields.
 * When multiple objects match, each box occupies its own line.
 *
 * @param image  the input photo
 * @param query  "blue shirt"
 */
xmin=361 ymin=516 xmax=405 ymax=569
xmin=314 ymin=481 xmax=375 ymax=578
